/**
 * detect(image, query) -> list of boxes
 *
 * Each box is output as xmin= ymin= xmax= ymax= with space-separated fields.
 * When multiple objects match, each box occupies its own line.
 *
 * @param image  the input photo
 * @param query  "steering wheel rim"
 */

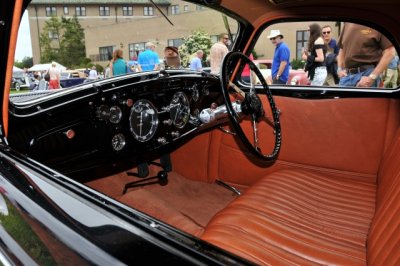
xmin=220 ymin=51 xmax=282 ymax=161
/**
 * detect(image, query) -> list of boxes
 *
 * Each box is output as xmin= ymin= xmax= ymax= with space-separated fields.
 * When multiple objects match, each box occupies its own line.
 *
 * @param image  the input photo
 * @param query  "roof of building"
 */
xmin=31 ymin=0 xmax=170 ymax=5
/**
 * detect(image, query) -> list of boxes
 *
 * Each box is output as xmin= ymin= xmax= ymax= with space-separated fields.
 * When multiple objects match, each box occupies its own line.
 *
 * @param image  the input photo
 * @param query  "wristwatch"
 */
xmin=369 ymin=73 xmax=377 ymax=80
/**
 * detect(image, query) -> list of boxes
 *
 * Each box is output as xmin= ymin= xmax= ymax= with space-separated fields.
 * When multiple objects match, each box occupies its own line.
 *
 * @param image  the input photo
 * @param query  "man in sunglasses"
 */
xmin=322 ymin=25 xmax=339 ymax=86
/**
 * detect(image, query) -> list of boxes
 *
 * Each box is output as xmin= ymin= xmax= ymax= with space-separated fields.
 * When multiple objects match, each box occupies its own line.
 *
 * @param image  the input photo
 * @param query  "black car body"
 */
xmin=1 ymin=0 xmax=399 ymax=265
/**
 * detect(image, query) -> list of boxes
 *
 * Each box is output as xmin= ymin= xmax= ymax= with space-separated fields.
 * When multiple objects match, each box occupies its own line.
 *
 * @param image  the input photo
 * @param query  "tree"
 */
xmin=179 ymin=29 xmax=212 ymax=67
xmin=39 ymin=16 xmax=87 ymax=69
xmin=14 ymin=56 xmax=33 ymax=69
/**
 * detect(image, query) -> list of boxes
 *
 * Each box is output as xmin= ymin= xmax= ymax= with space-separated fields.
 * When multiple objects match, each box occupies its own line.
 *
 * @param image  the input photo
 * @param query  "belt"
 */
xmin=347 ymin=64 xmax=375 ymax=74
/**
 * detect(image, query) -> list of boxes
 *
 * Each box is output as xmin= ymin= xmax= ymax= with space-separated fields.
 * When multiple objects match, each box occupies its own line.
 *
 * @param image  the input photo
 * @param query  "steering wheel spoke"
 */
xmin=220 ymin=51 xmax=282 ymax=161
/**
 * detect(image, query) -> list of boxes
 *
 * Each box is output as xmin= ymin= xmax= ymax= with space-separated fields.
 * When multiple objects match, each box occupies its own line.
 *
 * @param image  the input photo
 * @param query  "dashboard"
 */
xmin=8 ymin=72 xmax=229 ymax=172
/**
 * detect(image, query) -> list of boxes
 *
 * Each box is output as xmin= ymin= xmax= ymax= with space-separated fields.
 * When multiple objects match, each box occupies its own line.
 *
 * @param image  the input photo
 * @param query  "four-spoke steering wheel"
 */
xmin=219 ymin=51 xmax=282 ymax=161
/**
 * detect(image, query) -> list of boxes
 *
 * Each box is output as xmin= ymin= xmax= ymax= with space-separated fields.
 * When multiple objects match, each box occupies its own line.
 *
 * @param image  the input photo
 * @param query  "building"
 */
xmin=27 ymin=0 xmax=338 ymax=68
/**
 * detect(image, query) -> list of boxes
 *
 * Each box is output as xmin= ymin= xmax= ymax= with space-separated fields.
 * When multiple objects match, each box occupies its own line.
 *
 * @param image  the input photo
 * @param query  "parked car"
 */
xmin=1 ymin=0 xmax=399 ymax=265
xmin=254 ymin=59 xmax=310 ymax=85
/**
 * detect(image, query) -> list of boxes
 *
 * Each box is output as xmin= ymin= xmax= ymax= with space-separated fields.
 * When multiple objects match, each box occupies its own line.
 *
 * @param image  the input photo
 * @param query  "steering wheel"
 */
xmin=220 ymin=51 xmax=282 ymax=161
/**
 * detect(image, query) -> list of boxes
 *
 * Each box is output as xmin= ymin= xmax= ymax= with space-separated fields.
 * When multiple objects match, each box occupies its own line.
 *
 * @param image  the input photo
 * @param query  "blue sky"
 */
xmin=15 ymin=10 xmax=33 ymax=61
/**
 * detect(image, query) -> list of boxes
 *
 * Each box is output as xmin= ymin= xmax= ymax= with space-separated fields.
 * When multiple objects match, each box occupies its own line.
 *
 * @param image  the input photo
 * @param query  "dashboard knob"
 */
xmin=157 ymin=137 xmax=167 ymax=144
xmin=171 ymin=131 xmax=180 ymax=138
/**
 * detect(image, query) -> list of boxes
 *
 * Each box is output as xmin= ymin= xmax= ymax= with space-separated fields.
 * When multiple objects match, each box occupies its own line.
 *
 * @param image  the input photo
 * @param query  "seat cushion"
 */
xmin=201 ymin=169 xmax=376 ymax=265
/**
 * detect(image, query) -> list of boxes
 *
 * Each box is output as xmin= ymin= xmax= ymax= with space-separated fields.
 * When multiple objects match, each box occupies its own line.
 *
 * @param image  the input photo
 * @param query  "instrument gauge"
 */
xmin=129 ymin=100 xmax=159 ymax=142
xmin=169 ymin=92 xmax=190 ymax=128
xmin=111 ymin=133 xmax=126 ymax=151
xmin=109 ymin=106 xmax=122 ymax=124
xmin=192 ymin=85 xmax=199 ymax=102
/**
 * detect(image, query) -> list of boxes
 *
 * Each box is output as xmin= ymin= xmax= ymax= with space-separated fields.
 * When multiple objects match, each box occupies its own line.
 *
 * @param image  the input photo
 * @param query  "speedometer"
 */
xmin=169 ymin=92 xmax=190 ymax=128
xmin=129 ymin=100 xmax=158 ymax=142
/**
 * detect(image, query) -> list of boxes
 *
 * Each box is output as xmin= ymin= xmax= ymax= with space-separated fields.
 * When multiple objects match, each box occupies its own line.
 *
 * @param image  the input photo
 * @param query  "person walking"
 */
xmin=110 ymin=49 xmax=127 ymax=76
xmin=48 ymin=61 xmax=61 ymax=89
xmin=163 ymin=46 xmax=181 ymax=69
xmin=138 ymin=42 xmax=160 ymax=71
xmin=189 ymin=50 xmax=204 ymax=71
xmin=268 ymin=29 xmax=290 ymax=84
xmin=322 ymin=25 xmax=339 ymax=86
xmin=210 ymin=33 xmax=229 ymax=74
xmin=337 ymin=22 xmax=395 ymax=87
xmin=302 ymin=23 xmax=327 ymax=86
xmin=88 ymin=65 xmax=98 ymax=80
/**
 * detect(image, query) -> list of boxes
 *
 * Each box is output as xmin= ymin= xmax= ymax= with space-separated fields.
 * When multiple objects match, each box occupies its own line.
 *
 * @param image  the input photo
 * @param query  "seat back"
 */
xmin=367 ymin=130 xmax=400 ymax=265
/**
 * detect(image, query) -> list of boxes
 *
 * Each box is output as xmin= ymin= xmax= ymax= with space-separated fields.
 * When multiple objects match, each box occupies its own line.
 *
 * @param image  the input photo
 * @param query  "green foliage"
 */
xmin=179 ymin=29 xmax=212 ymax=67
xmin=14 ymin=56 xmax=33 ymax=69
xmin=40 ymin=16 xmax=88 ymax=69
xmin=291 ymin=58 xmax=305 ymax=70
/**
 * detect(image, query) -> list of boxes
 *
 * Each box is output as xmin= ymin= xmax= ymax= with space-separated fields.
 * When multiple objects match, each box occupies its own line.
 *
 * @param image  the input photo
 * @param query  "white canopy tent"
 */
xmin=28 ymin=62 xmax=66 ymax=72
xmin=13 ymin=66 xmax=24 ymax=73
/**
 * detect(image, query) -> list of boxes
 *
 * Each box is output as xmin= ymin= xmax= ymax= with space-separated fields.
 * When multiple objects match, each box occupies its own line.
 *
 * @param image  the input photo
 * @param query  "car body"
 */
xmin=1 ymin=0 xmax=400 ymax=265
xmin=254 ymin=59 xmax=310 ymax=85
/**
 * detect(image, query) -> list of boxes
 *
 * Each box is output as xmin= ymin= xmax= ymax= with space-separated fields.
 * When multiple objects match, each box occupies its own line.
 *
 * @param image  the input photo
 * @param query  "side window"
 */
xmin=247 ymin=21 xmax=398 ymax=89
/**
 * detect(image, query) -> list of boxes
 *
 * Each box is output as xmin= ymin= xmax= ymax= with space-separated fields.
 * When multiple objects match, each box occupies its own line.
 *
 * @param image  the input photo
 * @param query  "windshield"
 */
xmin=13 ymin=0 xmax=238 ymax=91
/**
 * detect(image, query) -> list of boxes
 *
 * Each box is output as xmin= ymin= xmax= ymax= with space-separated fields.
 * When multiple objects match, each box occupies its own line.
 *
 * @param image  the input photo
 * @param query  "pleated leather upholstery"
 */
xmin=202 ymin=169 xmax=376 ymax=265
xmin=367 ymin=132 xmax=400 ymax=265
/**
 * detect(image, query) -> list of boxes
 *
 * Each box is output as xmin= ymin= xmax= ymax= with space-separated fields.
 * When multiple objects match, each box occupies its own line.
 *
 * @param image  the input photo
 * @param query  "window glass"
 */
xmin=123 ymin=6 xmax=133 ymax=16
xmin=45 ymin=6 xmax=56 ymax=17
xmin=144 ymin=6 xmax=154 ymax=16
xmin=248 ymin=21 xmax=398 ymax=88
xmin=99 ymin=6 xmax=110 ymax=16
xmin=75 ymin=7 xmax=86 ymax=16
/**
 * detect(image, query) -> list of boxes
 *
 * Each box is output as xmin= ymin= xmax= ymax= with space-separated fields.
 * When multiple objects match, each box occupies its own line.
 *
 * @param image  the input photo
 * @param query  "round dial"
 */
xmin=192 ymin=85 xmax=199 ymax=102
xmin=129 ymin=99 xmax=158 ymax=142
xmin=111 ymin=133 xmax=126 ymax=151
xmin=169 ymin=92 xmax=190 ymax=128
xmin=109 ymin=106 xmax=122 ymax=124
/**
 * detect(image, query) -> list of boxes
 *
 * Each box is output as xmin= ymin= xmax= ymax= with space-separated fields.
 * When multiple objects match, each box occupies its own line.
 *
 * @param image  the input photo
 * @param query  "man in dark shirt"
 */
xmin=337 ymin=23 xmax=395 ymax=87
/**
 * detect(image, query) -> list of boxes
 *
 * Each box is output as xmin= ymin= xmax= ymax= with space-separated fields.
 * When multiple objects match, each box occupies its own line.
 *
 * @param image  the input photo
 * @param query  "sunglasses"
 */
xmin=322 ymin=31 xmax=331 ymax=34
xmin=270 ymin=37 xmax=276 ymax=40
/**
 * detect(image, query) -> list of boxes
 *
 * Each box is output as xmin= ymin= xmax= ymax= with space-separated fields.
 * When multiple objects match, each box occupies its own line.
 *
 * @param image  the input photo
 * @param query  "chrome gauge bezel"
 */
xmin=129 ymin=99 xmax=159 ymax=142
xmin=111 ymin=133 xmax=126 ymax=151
xmin=169 ymin=92 xmax=190 ymax=128
xmin=109 ymin=105 xmax=123 ymax=124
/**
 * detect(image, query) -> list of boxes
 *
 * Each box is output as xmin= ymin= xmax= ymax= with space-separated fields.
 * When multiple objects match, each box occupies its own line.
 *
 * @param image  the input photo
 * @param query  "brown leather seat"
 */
xmin=202 ymin=132 xmax=400 ymax=265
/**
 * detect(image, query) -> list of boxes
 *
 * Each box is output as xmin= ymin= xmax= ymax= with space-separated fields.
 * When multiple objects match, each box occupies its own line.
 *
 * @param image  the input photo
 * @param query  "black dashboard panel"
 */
xmin=8 ymin=71 xmax=226 ymax=173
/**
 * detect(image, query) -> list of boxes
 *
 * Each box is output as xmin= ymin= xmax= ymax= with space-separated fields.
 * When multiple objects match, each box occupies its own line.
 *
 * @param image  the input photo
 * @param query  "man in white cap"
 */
xmin=268 ymin=29 xmax=290 ymax=84
xmin=138 ymin=42 xmax=160 ymax=71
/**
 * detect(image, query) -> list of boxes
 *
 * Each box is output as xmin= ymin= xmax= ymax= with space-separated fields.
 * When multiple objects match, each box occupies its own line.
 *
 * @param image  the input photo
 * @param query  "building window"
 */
xmin=45 ymin=6 xmax=57 ymax=17
xmin=99 ymin=46 xmax=114 ymax=61
xmin=75 ymin=7 xmax=86 ymax=16
xmin=210 ymin=35 xmax=219 ymax=44
xmin=144 ymin=6 xmax=154 ymax=16
xmin=167 ymin=38 xmax=184 ymax=48
xmin=122 ymin=6 xmax=133 ymax=16
xmin=63 ymin=6 xmax=69 ymax=15
xmin=48 ymin=30 xmax=58 ymax=40
xmin=184 ymin=5 xmax=189 ymax=12
xmin=296 ymin=30 xmax=309 ymax=59
xmin=129 ymin=43 xmax=146 ymax=59
xmin=196 ymin=5 xmax=205 ymax=11
xmin=99 ymin=6 xmax=110 ymax=16
xmin=171 ymin=5 xmax=179 ymax=15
